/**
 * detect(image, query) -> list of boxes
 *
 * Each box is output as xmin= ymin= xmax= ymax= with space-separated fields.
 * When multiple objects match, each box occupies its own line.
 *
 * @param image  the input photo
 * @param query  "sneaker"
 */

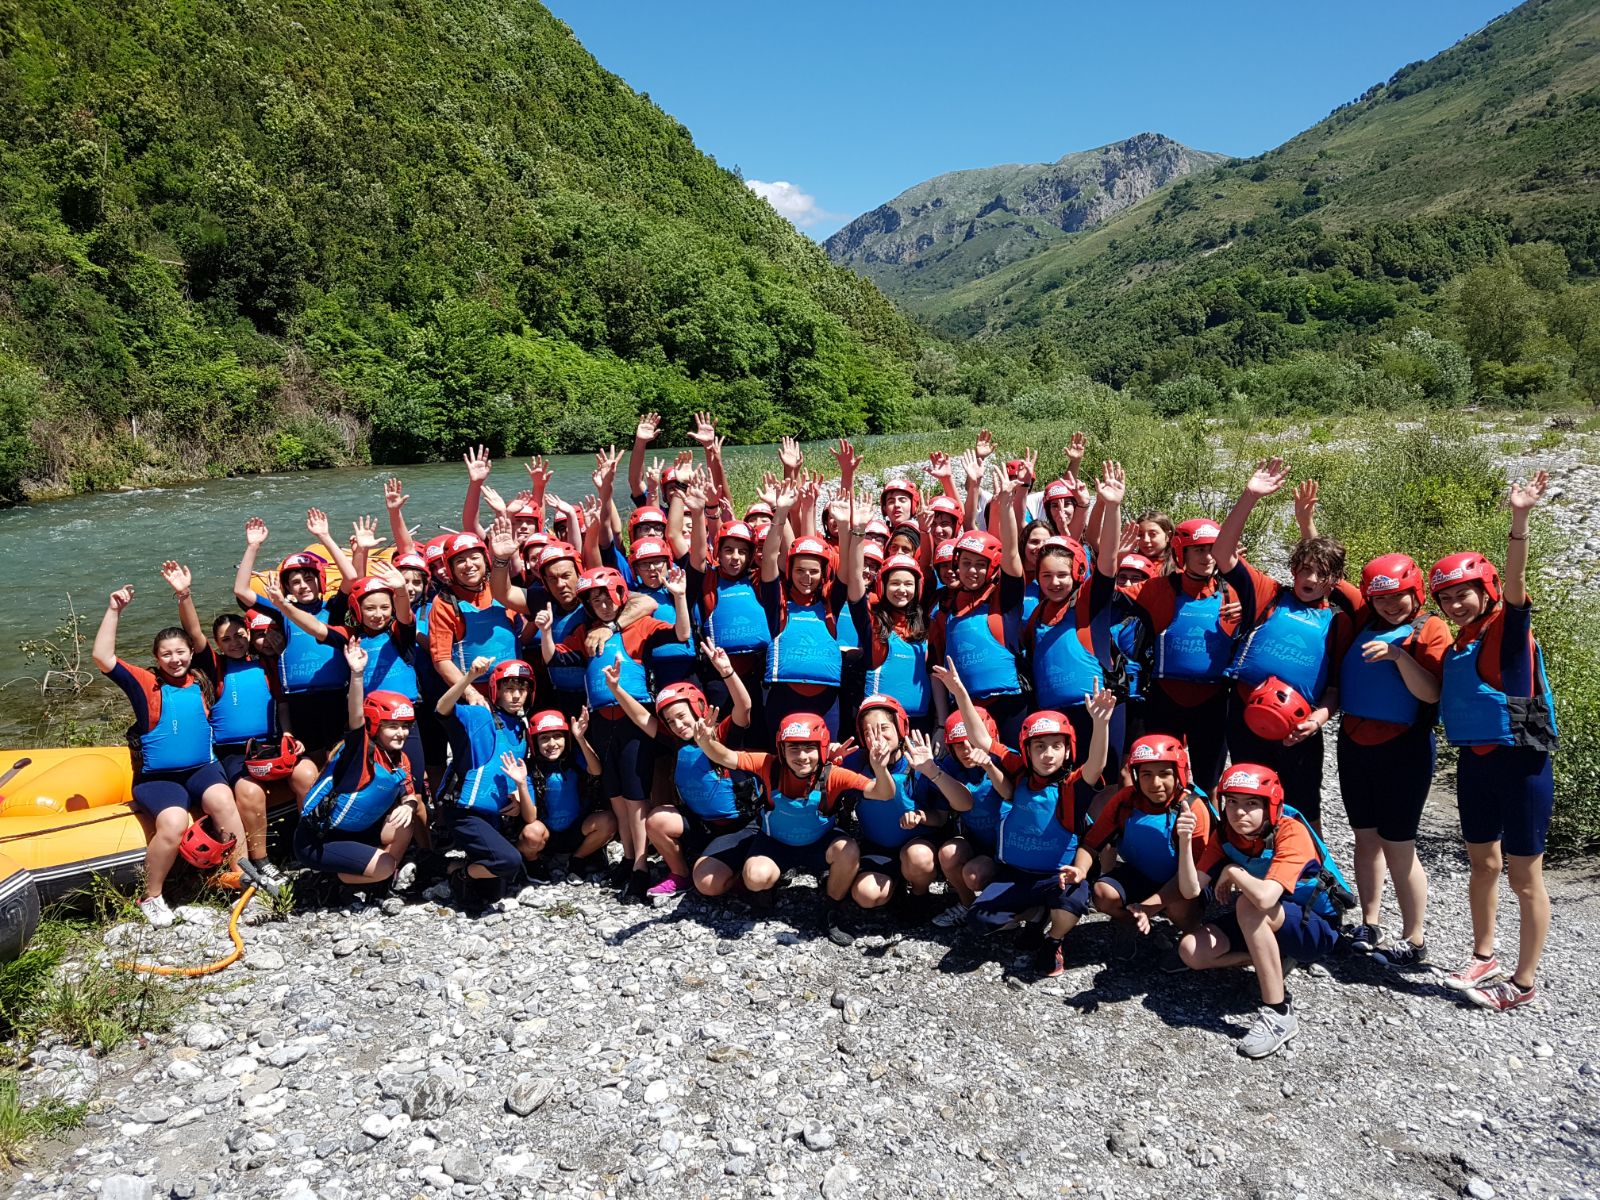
xmin=1158 ymin=948 xmax=1190 ymax=975
xmin=618 ymin=869 xmax=650 ymax=906
xmin=1467 ymin=978 xmax=1536 ymax=1013
xmin=390 ymin=860 xmax=417 ymax=893
xmin=1444 ymin=956 xmax=1505 ymax=992
xmin=608 ymin=860 xmax=632 ymax=888
xmin=1015 ymin=921 xmax=1047 ymax=952
xmin=932 ymin=902 xmax=970 ymax=929
xmin=647 ymin=874 xmax=691 ymax=906
xmin=1376 ymin=939 xmax=1429 ymax=970
xmin=821 ymin=900 xmax=854 ymax=947
xmin=1348 ymin=923 xmax=1385 ymax=954
xmin=138 ymin=894 xmax=176 ymax=928
xmin=422 ymin=881 xmax=454 ymax=904
xmin=1032 ymin=936 xmax=1065 ymax=978
xmin=1239 ymin=1004 xmax=1299 ymax=1059
xmin=238 ymin=858 xmax=285 ymax=899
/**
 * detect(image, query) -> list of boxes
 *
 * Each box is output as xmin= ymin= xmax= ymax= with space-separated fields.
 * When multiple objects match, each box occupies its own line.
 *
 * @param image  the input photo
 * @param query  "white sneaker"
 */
xmin=392 ymin=861 xmax=417 ymax=892
xmin=139 ymin=894 xmax=176 ymax=928
xmin=1239 ymin=1004 xmax=1299 ymax=1059
xmin=931 ymin=902 xmax=969 ymax=928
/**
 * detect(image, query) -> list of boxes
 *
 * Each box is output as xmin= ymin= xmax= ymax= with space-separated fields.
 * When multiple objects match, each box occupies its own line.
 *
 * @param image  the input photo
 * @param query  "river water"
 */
xmin=0 ymin=440 xmax=923 ymax=745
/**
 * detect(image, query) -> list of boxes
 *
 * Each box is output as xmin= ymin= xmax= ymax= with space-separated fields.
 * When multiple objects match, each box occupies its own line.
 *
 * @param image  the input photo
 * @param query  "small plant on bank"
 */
xmin=0 ymin=1071 xmax=85 ymax=1164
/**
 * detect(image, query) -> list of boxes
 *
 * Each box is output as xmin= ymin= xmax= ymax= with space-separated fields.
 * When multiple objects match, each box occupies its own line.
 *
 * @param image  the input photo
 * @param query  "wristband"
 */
xmin=1507 ymin=532 xmax=1527 ymax=541
xmin=492 ymin=556 xmax=511 ymax=567
xmin=173 ymin=590 xmax=191 ymax=601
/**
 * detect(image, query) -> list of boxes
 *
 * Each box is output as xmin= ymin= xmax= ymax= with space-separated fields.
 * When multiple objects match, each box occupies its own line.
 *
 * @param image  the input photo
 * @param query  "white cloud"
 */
xmin=745 ymin=179 xmax=845 ymax=230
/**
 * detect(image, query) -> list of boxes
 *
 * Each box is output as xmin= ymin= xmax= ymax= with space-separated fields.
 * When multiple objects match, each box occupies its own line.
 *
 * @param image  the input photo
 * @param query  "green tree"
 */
xmin=1453 ymin=265 xmax=1542 ymax=368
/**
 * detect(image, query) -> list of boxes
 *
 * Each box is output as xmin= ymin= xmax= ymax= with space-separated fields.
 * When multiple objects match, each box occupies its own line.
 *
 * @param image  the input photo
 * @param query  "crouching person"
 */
xmin=293 ymin=642 xmax=422 ymax=889
xmin=1176 ymin=762 xmax=1353 ymax=1059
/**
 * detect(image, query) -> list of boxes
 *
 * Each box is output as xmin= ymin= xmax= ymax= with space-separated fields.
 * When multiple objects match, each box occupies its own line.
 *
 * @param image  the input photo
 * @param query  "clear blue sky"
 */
xmin=545 ymin=0 xmax=1515 ymax=239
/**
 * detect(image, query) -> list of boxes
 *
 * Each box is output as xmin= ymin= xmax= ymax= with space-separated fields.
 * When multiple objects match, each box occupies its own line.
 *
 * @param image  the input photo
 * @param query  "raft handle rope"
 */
xmin=116 ymin=885 xmax=257 ymax=978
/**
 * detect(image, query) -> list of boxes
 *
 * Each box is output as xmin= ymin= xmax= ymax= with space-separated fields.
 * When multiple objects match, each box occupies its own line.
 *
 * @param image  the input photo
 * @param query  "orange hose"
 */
xmin=116 ymin=885 xmax=257 ymax=977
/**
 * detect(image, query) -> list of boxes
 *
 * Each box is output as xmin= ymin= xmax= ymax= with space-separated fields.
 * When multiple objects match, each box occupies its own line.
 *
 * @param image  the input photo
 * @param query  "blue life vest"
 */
xmin=455 ymin=707 xmax=528 ymax=815
xmin=705 ymin=577 xmax=772 ymax=656
xmin=303 ymin=747 xmax=410 ymax=832
xmin=277 ymin=601 xmax=346 ymax=694
xmin=758 ymin=769 xmax=836 ymax=847
xmin=449 ymin=594 xmax=517 ymax=674
xmin=1113 ymin=618 xmax=1144 ymax=702
xmin=1218 ymin=804 xmax=1353 ymax=923
xmin=361 ymin=629 xmax=420 ymax=702
xmin=640 ymin=584 xmax=696 ymax=675
xmin=997 ymin=774 xmax=1078 ymax=872
xmin=140 ymin=680 xmax=216 ymax=772
xmin=585 ymin=627 xmax=652 ymax=711
xmin=765 ymin=600 xmax=841 ymax=686
xmin=1440 ymin=636 xmax=1559 ymax=750
xmin=1114 ymin=797 xmax=1205 ymax=883
xmin=542 ymin=603 xmax=589 ymax=696
xmin=1021 ymin=581 xmax=1041 ymax=622
xmin=1228 ymin=595 xmax=1336 ymax=701
xmin=536 ymin=763 xmax=584 ymax=832
xmin=865 ymin=626 xmax=931 ymax=720
xmin=852 ymin=758 xmax=919 ymax=851
xmin=673 ymin=742 xmax=744 ymax=823
xmin=836 ymin=599 xmax=860 ymax=654
xmin=1153 ymin=587 xmax=1234 ymax=684
xmin=948 ymin=599 xmax=1021 ymax=698
xmin=210 ymin=659 xmax=274 ymax=745
xmin=1339 ymin=622 xmax=1422 ymax=726
xmin=948 ymin=755 xmax=1003 ymax=851
xmin=1031 ymin=609 xmax=1107 ymax=711
xmin=414 ymin=599 xmax=443 ymax=699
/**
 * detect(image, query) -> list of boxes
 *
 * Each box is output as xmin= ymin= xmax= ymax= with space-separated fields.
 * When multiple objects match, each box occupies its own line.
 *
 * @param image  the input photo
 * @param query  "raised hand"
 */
xmin=593 ymin=445 xmax=622 ymax=489
xmin=645 ymin=457 xmax=665 ymax=493
xmin=957 ymin=449 xmax=982 ymax=495
xmin=306 ymin=507 xmax=330 ymax=538
xmin=601 ymin=652 xmax=623 ymax=690
xmin=663 ymin=564 xmax=687 ymax=597
xmin=245 ymin=517 xmax=270 ymax=547
xmin=1245 ymin=456 xmax=1290 ymax=499
xmin=384 ymin=477 xmax=410 ymax=512
xmin=700 ymin=638 xmax=731 ymax=678
xmin=683 ymin=481 xmax=708 ymax=514
xmin=974 ymin=430 xmax=995 ymax=463
xmin=870 ymin=737 xmax=898 ymax=769
xmin=572 ymin=705 xmax=590 ymax=737
xmin=488 ymin=515 xmax=517 ymax=560
xmin=905 ymin=729 xmax=935 ymax=771
xmin=966 ymin=744 xmax=992 ymax=769
xmin=635 ymin=411 xmax=662 ymax=444
xmin=467 ymin=654 xmax=493 ymax=679
xmin=261 ymin=571 xmax=286 ymax=605
xmin=1097 ymin=460 xmax=1126 ymax=506
xmin=758 ymin=471 xmax=780 ymax=510
xmin=534 ymin=603 xmax=554 ymax=633
xmin=1085 ymin=685 xmax=1116 ymax=724
xmin=1065 ymin=431 xmax=1087 ymax=473
xmin=525 ymin=457 xmax=553 ymax=492
xmin=1174 ymin=807 xmax=1197 ymax=841
xmin=778 ymin=436 xmax=804 ymax=473
xmin=160 ymin=561 xmax=193 ymax=595
xmin=478 ymin=484 xmax=507 ymax=517
xmin=463 ymin=444 xmax=493 ymax=484
xmin=672 ymin=451 xmax=694 ymax=485
xmin=500 ymin=751 xmax=529 ymax=786
xmin=930 ymin=657 xmax=967 ymax=696
xmin=1118 ymin=520 xmax=1139 ymax=558
xmin=928 ymin=450 xmax=952 ymax=482
xmin=109 ymin=584 xmax=135 ymax=611
xmin=371 ymin=562 xmax=407 ymax=592
xmin=773 ymin=479 xmax=799 ymax=515
xmin=1509 ymin=469 xmax=1549 ymax=512
xmin=831 ymin=437 xmax=862 ymax=479
xmin=352 ymin=514 xmax=386 ymax=550
xmin=689 ymin=412 xmax=717 ymax=447
xmin=1292 ymin=479 xmax=1318 ymax=528
xmin=344 ymin=640 xmax=369 ymax=673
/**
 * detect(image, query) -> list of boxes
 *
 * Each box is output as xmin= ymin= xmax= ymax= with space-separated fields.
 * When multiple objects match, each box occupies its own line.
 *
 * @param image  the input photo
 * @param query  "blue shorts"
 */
xmin=970 ymin=863 xmax=1091 ymax=927
xmin=1210 ymin=899 xmax=1339 ymax=963
xmin=293 ymin=812 xmax=387 ymax=877
xmin=1456 ymin=745 xmax=1555 ymax=857
xmin=214 ymin=742 xmax=251 ymax=787
xmin=746 ymin=831 xmax=849 ymax=877
xmin=698 ymin=821 xmax=759 ymax=872
xmin=956 ymin=820 xmax=998 ymax=857
xmin=450 ymin=810 xmax=525 ymax=882
xmin=1096 ymin=863 xmax=1166 ymax=908
xmin=1337 ymin=725 xmax=1436 ymax=842
xmin=590 ymin=715 xmax=656 ymax=802
xmin=132 ymin=761 xmax=230 ymax=817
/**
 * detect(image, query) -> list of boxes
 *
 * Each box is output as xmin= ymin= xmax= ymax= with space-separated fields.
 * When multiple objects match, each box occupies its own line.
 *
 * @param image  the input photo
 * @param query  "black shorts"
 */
xmin=215 ymin=742 xmax=252 ymax=786
xmin=698 ymin=821 xmax=758 ymax=872
xmin=1456 ymin=745 xmax=1555 ymax=857
xmin=450 ymin=810 xmax=524 ymax=882
xmin=285 ymin=690 xmax=348 ymax=755
xmin=1096 ymin=863 xmax=1166 ymax=907
xmin=293 ymin=812 xmax=387 ymax=877
xmin=970 ymin=862 xmax=1091 ymax=926
xmin=858 ymin=834 xmax=937 ymax=881
xmin=1336 ymin=725 xmax=1436 ymax=842
xmin=590 ymin=714 xmax=656 ymax=802
xmin=1210 ymin=899 xmax=1339 ymax=963
xmin=745 ymin=831 xmax=849 ymax=877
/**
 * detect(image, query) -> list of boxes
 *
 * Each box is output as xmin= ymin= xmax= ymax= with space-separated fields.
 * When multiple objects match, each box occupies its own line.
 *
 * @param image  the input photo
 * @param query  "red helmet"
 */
xmin=1043 ymin=478 xmax=1075 ymax=504
xmin=861 ymin=518 xmax=892 ymax=544
xmin=576 ymin=566 xmax=629 ymax=610
xmin=349 ymin=576 xmax=395 ymax=606
xmin=1116 ymin=553 xmax=1159 ymax=581
xmin=629 ymin=536 xmax=672 ymax=567
xmin=1019 ymin=709 xmax=1077 ymax=761
xmin=787 ymin=535 xmax=834 ymax=584
xmin=1360 ymin=553 xmax=1424 ymax=605
xmin=518 ymin=532 xmax=549 ymax=560
xmin=933 ymin=539 xmax=958 ymax=567
xmin=857 ymin=694 xmax=910 ymax=744
xmin=1242 ymin=676 xmax=1313 ymax=742
xmin=1171 ymin=519 xmax=1221 ymax=557
xmin=717 ymin=521 xmax=756 ymax=551
xmin=775 ymin=712 xmax=831 ymax=760
xmin=178 ymin=817 xmax=236 ymax=870
xmin=629 ymin=506 xmax=668 ymax=538
xmin=530 ymin=710 xmax=570 ymax=736
xmin=744 ymin=500 xmax=775 ymax=523
xmin=1429 ymin=552 xmax=1501 ymax=604
xmin=1037 ymin=535 xmax=1089 ymax=584
xmin=656 ymin=681 xmax=711 ymax=723
xmin=278 ymin=552 xmax=328 ymax=596
xmin=444 ymin=533 xmax=488 ymax=579
xmin=1125 ymin=734 xmax=1190 ymax=794
xmin=363 ymin=690 xmax=417 ymax=735
xmin=393 ymin=551 xmax=429 ymax=576
xmin=880 ymin=479 xmax=920 ymax=514
xmin=244 ymin=608 xmax=279 ymax=634
xmin=861 ymin=541 xmax=885 ymax=567
xmin=944 ymin=706 xmax=998 ymax=747
xmin=488 ymin=659 xmax=535 ymax=705
xmin=243 ymin=734 xmax=300 ymax=781
xmin=1218 ymin=762 xmax=1285 ymax=826
xmin=954 ymin=531 xmax=1003 ymax=575
xmin=877 ymin=553 xmax=923 ymax=597
xmin=928 ymin=496 xmax=963 ymax=524
xmin=423 ymin=535 xmax=452 ymax=576
xmin=506 ymin=495 xmax=537 ymax=520
xmin=1004 ymin=458 xmax=1031 ymax=482
xmin=538 ymin=540 xmax=580 ymax=576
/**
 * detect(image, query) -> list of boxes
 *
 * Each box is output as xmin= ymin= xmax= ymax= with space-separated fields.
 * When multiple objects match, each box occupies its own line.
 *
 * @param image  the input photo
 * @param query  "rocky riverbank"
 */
xmin=5 ymin=773 xmax=1598 ymax=1200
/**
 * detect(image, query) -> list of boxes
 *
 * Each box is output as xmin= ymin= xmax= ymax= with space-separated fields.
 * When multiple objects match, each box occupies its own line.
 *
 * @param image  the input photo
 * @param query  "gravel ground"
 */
xmin=5 ymin=415 xmax=1598 ymax=1200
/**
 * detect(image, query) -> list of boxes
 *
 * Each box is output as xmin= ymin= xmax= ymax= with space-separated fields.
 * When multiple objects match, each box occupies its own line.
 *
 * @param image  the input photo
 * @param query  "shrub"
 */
xmin=1539 ymin=585 xmax=1600 ymax=854
xmin=1149 ymin=375 xmax=1224 ymax=417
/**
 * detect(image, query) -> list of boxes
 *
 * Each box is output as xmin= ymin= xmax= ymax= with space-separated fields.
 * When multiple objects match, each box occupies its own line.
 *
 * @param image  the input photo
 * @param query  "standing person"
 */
xmin=426 ymin=532 xmax=518 ymax=688
xmin=92 ymin=585 xmax=251 ymax=925
xmin=1337 ymin=554 xmax=1450 ymax=967
xmin=1432 ymin=472 xmax=1558 ymax=1012
xmin=760 ymin=481 xmax=845 ymax=740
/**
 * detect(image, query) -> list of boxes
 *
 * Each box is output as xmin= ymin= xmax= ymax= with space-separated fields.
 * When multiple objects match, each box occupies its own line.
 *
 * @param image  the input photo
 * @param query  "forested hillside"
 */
xmin=901 ymin=0 xmax=1600 ymax=416
xmin=0 ymin=0 xmax=918 ymax=500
